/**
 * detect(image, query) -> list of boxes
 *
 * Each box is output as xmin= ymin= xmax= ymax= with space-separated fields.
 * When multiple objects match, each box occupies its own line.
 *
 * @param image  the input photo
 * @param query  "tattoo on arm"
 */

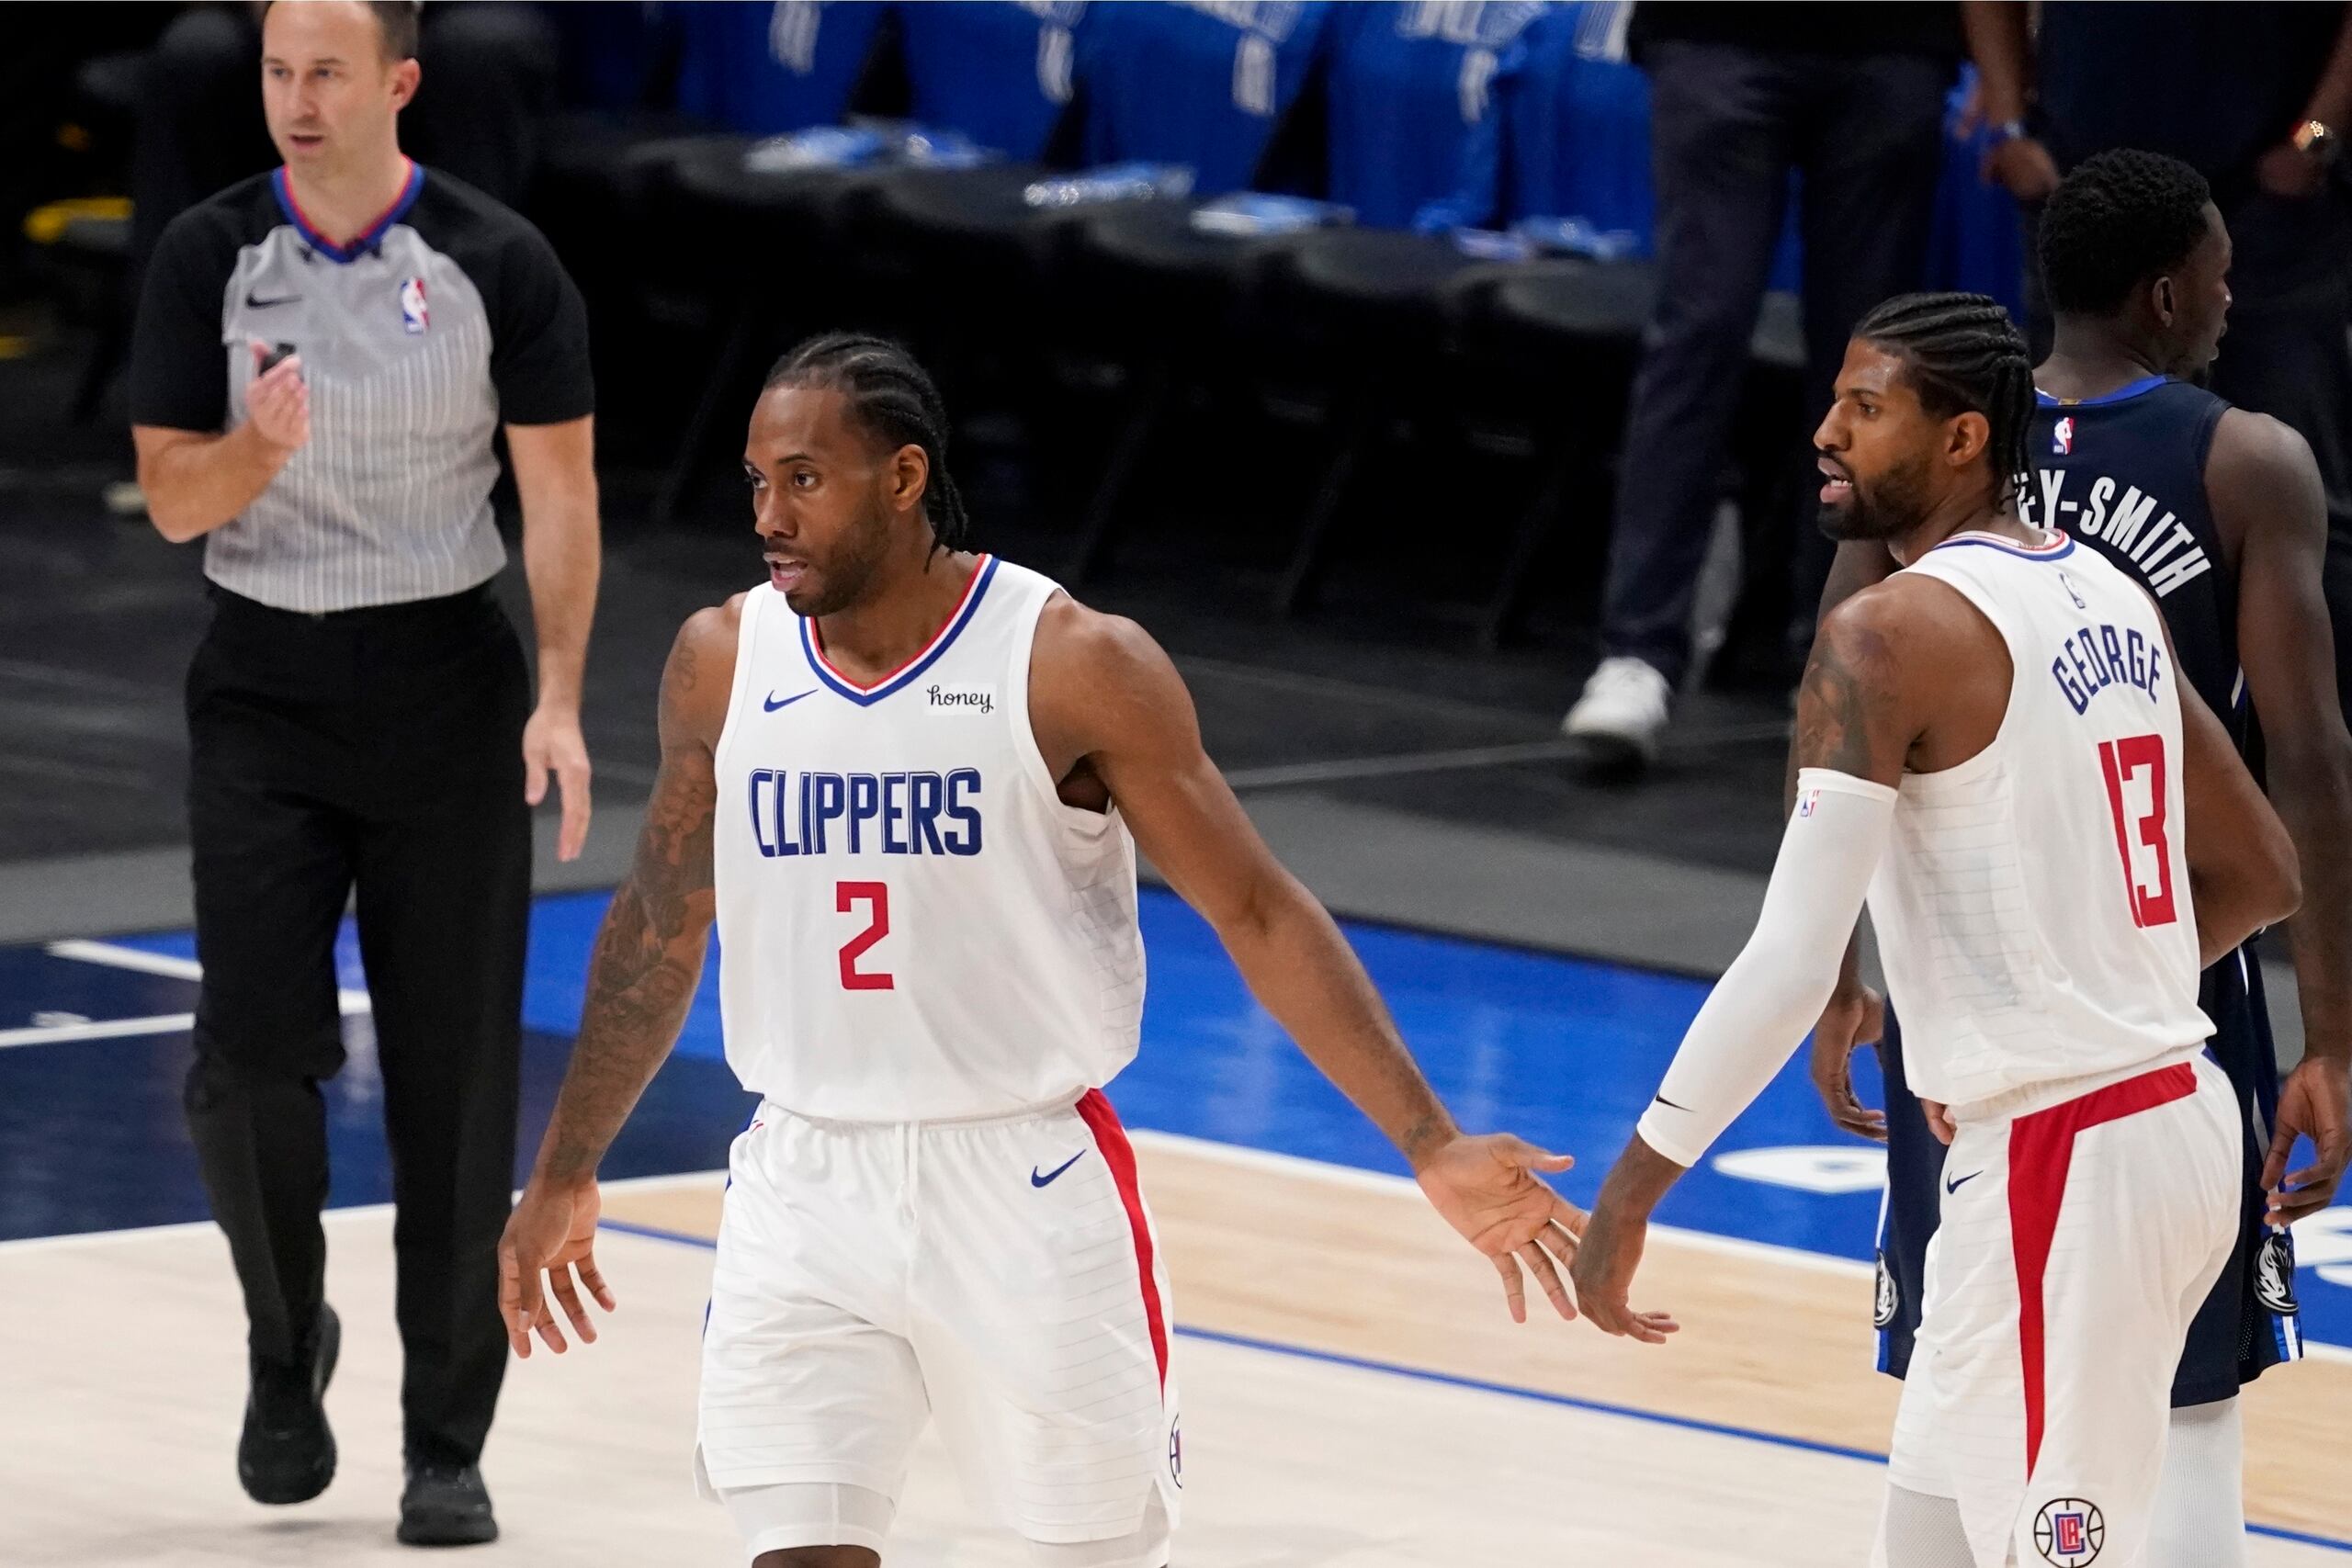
xmin=536 ymin=638 xmax=718 ymax=1183
xmin=1795 ymin=614 xmax=1899 ymax=782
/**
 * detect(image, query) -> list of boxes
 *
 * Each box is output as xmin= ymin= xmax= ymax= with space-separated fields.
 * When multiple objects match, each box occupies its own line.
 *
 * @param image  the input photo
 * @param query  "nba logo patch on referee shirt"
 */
xmin=398 ymin=276 xmax=429 ymax=334
xmin=2052 ymin=415 xmax=2075 ymax=455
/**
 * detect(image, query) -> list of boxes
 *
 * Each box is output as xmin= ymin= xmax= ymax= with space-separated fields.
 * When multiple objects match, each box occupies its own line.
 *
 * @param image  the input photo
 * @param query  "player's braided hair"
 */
xmin=763 ymin=333 xmax=973 ymax=552
xmin=2038 ymin=149 xmax=2212 ymax=318
xmin=1854 ymin=291 xmax=2034 ymax=507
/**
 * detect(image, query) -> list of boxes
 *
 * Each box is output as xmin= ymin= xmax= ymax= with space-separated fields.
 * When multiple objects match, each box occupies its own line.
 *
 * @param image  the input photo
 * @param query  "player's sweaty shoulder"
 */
xmin=2206 ymin=406 xmax=2326 ymax=569
xmin=1800 ymin=574 xmax=1984 ymax=784
xmin=1028 ymin=590 xmax=1195 ymax=763
xmin=661 ymin=594 xmax=747 ymax=748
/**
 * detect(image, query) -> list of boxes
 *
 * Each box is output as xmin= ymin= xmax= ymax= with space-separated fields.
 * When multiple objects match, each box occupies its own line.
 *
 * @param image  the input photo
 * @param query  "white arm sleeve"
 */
xmin=1634 ymin=768 xmax=1899 ymax=1168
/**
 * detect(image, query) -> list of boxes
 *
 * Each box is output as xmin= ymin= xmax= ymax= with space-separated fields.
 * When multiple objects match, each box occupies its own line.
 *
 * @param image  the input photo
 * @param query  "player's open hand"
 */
xmin=1808 ymin=980 xmax=1887 ymax=1142
xmin=2266 ymin=1055 xmax=2350 ymax=1224
xmin=1566 ymin=1195 xmax=1679 ymax=1345
xmin=499 ymin=1177 xmax=616 ymax=1358
xmin=1414 ymin=1134 xmax=1587 ymax=1325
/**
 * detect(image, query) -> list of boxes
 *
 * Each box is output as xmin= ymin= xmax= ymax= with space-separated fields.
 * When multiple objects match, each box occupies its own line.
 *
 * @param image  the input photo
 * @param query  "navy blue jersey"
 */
xmin=2016 ymin=376 xmax=2240 ymax=746
xmin=1875 ymin=372 xmax=2304 ymax=1402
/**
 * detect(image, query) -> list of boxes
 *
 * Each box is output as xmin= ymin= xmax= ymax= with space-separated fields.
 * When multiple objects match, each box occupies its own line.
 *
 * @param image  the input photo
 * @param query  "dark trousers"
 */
xmin=183 ymin=582 xmax=531 ymax=1469
xmin=1600 ymin=43 xmax=1951 ymax=685
xmin=130 ymin=3 xmax=557 ymax=284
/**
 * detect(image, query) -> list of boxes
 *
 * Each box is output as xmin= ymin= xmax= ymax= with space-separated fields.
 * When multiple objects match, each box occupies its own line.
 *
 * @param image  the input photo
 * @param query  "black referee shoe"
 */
xmin=398 ymin=1462 xmax=498 ymax=1547
xmin=238 ymin=1303 xmax=340 ymax=1505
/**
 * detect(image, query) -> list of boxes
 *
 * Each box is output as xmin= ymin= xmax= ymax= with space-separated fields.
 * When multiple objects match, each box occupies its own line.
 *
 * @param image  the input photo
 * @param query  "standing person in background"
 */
xmin=1562 ymin=3 xmax=1963 ymax=769
xmin=1809 ymin=152 xmax=2352 ymax=1568
xmin=129 ymin=1 xmax=557 ymax=291
xmin=1966 ymin=0 xmax=2352 ymax=703
xmin=126 ymin=0 xmax=598 ymax=1545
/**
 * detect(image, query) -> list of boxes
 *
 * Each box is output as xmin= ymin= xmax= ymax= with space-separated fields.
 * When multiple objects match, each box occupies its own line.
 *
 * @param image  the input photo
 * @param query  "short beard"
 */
xmin=786 ymin=505 xmax=896 ymax=618
xmin=1817 ymin=453 xmax=1935 ymax=543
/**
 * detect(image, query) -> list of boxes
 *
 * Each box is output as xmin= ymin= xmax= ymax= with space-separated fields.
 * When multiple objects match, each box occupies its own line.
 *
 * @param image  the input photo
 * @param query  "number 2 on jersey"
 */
xmin=836 ymin=881 xmax=895 ymax=990
xmin=2098 ymin=734 xmax=2178 ymax=928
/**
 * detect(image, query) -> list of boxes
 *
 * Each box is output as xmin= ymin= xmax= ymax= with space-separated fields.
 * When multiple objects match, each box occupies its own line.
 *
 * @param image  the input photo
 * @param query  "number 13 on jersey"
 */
xmin=836 ymin=881 xmax=895 ymax=989
xmin=2098 ymin=734 xmax=2177 ymax=928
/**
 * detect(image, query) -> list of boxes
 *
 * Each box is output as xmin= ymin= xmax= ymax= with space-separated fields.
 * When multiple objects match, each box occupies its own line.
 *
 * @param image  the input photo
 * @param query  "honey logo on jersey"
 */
xmin=926 ymin=682 xmax=994 ymax=716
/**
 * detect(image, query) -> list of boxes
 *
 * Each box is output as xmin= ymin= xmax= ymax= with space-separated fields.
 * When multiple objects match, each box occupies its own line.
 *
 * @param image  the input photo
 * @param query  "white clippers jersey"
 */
xmin=1867 ymin=530 xmax=2213 ymax=1113
xmin=710 ymin=557 xmax=1147 ymax=1121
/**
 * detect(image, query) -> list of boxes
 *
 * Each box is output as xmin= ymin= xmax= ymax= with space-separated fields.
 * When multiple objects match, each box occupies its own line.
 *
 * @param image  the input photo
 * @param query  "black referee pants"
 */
xmin=183 ymin=582 xmax=531 ymax=1470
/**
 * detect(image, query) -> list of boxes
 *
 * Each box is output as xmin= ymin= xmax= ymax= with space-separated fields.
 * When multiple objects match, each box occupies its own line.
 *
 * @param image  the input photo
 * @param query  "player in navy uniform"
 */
xmin=1808 ymin=151 xmax=2352 ymax=1564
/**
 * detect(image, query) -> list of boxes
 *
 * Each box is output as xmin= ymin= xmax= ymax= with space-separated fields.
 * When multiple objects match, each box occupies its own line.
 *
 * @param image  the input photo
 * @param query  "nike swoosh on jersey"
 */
xmin=1945 ymin=1170 xmax=1983 ymax=1194
xmin=245 ymin=293 xmax=302 ymax=308
xmin=763 ymin=689 xmax=815 ymax=712
xmin=1031 ymin=1151 xmax=1088 ymax=1188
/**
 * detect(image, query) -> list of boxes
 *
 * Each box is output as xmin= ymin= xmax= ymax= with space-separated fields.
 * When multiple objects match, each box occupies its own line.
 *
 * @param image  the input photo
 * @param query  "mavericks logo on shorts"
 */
xmin=2255 ymin=1229 xmax=2299 ymax=1316
xmin=2034 ymin=1498 xmax=2104 ymax=1566
xmin=1871 ymin=1250 xmax=1898 ymax=1330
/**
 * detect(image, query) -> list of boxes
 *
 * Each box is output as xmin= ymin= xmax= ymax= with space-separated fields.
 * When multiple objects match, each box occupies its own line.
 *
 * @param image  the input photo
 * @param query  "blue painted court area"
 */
xmin=5 ymin=886 xmax=2348 ymax=1349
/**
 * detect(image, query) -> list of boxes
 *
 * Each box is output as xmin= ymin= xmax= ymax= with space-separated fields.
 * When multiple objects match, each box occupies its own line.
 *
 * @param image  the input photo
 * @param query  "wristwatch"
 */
xmin=2291 ymin=118 xmax=2340 ymax=164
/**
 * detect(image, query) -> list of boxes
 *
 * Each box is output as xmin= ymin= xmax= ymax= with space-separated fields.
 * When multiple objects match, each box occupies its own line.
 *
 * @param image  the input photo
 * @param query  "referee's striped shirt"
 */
xmin=130 ymin=162 xmax=592 ymax=613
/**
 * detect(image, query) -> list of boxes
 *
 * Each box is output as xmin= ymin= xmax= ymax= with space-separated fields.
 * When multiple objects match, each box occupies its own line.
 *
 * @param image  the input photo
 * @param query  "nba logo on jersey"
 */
xmin=2052 ymin=415 xmax=2075 ymax=456
xmin=398 ymin=276 xmax=429 ymax=334
xmin=2033 ymin=1498 xmax=2105 ymax=1565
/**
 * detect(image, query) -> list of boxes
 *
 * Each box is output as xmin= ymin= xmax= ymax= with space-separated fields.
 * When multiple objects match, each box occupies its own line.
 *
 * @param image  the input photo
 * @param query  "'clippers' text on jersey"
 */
xmin=744 ymin=769 xmax=984 ymax=857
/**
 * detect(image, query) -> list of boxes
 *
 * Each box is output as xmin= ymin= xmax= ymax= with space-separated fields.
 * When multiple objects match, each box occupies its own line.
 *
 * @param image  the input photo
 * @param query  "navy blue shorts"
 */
xmin=1873 ymin=949 xmax=2303 ymax=1405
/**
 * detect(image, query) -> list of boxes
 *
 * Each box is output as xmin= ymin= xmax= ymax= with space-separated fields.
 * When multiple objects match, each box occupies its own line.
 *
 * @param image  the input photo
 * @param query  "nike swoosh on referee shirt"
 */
xmin=245 ymin=292 xmax=302 ymax=308
xmin=763 ymin=689 xmax=815 ymax=712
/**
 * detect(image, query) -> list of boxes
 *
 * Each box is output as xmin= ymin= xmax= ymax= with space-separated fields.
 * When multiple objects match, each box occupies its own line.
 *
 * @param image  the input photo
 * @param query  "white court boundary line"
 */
xmin=9 ymin=943 xmax=2350 ymax=1358
xmin=0 ymin=940 xmax=369 ymax=1049
xmin=11 ymin=1140 xmax=2343 ymax=1368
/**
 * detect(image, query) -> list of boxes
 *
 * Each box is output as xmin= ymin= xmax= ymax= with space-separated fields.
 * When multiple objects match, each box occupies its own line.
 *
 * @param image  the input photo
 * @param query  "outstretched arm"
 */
xmin=1573 ymin=585 xmax=1923 ymax=1335
xmin=2211 ymin=411 xmax=2352 ymax=1219
xmin=1029 ymin=599 xmax=1613 ymax=1329
xmin=498 ymin=604 xmax=733 ymax=1356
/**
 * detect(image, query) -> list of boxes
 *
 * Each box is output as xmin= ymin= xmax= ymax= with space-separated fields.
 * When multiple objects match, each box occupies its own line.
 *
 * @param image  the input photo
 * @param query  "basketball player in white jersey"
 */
xmin=1569 ymin=295 xmax=2300 ymax=1568
xmin=495 ymin=334 xmax=1623 ymax=1567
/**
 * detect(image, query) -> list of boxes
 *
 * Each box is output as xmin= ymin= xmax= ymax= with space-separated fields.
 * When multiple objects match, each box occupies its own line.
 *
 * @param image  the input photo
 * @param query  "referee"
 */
xmin=127 ymin=1 xmax=596 ymax=1546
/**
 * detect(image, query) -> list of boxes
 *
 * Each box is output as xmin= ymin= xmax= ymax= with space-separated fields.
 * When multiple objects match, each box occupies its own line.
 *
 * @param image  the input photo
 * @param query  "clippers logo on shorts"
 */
xmin=2255 ymin=1229 xmax=2300 ymax=1315
xmin=2053 ymin=415 xmax=2075 ymax=456
xmin=398 ymin=276 xmax=428 ymax=334
xmin=2034 ymin=1498 xmax=2105 ymax=1566
xmin=1169 ymin=1418 xmax=1183 ymax=1488
xmin=1871 ymin=1251 xmax=1898 ymax=1330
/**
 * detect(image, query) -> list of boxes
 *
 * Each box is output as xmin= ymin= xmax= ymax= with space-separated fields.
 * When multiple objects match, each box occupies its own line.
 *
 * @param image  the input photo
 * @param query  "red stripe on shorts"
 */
xmin=1076 ymin=1088 xmax=1170 ymax=1392
xmin=2007 ymin=1061 xmax=2197 ymax=1474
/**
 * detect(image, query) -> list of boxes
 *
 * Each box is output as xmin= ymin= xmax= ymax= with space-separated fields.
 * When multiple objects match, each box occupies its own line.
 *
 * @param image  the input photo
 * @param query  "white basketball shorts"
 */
xmin=695 ymin=1089 xmax=1182 ymax=1555
xmin=1879 ymin=1054 xmax=2237 ymax=1568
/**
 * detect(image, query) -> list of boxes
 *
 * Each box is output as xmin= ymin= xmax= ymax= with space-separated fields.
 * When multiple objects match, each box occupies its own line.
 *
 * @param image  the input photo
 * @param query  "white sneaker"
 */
xmin=1563 ymin=656 xmax=1672 ymax=764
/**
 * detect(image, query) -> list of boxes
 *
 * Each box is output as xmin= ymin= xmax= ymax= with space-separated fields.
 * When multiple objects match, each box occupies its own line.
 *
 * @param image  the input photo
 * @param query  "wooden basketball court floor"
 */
xmin=6 ymin=1134 xmax=2347 ymax=1566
